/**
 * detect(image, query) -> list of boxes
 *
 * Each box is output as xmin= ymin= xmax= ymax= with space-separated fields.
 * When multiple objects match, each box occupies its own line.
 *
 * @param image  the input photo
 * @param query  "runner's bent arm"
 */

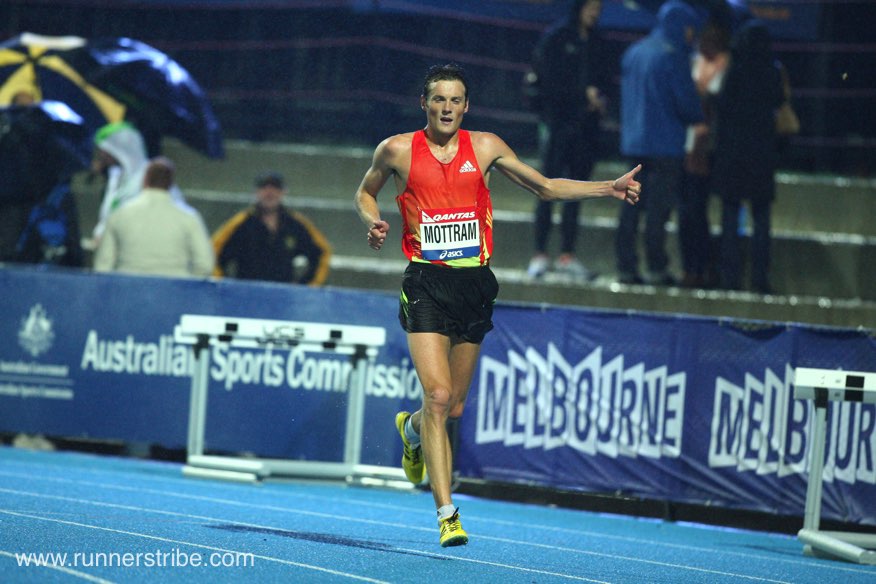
xmin=480 ymin=133 xmax=641 ymax=205
xmin=354 ymin=138 xmax=396 ymax=251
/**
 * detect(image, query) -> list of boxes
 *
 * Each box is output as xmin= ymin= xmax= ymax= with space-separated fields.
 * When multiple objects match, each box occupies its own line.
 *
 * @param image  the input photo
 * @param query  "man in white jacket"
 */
xmin=90 ymin=122 xmax=184 ymax=242
xmin=93 ymin=157 xmax=214 ymax=277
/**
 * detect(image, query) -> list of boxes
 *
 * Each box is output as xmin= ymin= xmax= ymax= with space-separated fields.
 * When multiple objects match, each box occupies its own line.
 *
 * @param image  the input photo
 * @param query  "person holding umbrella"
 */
xmin=0 ymin=100 xmax=90 ymax=266
xmin=93 ymin=156 xmax=214 ymax=277
xmin=0 ymin=33 xmax=223 ymax=159
xmin=89 ymin=121 xmax=187 ymax=245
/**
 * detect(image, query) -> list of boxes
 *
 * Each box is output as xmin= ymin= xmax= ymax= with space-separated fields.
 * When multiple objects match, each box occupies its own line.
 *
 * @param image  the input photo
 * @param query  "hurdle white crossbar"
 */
xmin=175 ymin=314 xmax=407 ymax=485
xmin=793 ymin=367 xmax=876 ymax=565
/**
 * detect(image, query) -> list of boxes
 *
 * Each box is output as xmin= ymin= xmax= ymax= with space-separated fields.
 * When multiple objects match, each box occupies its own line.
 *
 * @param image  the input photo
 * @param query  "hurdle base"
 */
xmin=183 ymin=455 xmax=413 ymax=488
xmin=183 ymin=464 xmax=260 ymax=484
xmin=798 ymin=528 xmax=876 ymax=565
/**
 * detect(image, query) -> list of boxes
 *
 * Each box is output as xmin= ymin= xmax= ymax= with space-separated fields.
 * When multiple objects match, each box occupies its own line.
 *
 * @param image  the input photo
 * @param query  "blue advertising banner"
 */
xmin=0 ymin=266 xmax=420 ymax=465
xmin=1 ymin=265 xmax=873 ymax=524
xmin=463 ymin=305 xmax=876 ymax=524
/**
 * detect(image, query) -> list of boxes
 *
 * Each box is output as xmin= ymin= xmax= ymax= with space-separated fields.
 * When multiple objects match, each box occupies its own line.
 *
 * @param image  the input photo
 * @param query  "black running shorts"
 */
xmin=398 ymin=261 xmax=499 ymax=344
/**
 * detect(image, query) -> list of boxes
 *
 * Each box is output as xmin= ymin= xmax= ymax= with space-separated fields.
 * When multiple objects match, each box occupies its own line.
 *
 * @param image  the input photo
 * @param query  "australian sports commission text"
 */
xmin=15 ymin=548 xmax=255 ymax=569
xmin=80 ymin=331 xmax=422 ymax=396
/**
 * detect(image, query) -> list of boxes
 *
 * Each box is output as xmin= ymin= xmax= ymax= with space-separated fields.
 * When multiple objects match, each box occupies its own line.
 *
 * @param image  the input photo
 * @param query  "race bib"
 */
xmin=419 ymin=206 xmax=480 ymax=261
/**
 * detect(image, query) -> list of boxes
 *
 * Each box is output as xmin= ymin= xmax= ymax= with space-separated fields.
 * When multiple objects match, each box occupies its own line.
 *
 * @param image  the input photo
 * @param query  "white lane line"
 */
xmin=0 ymin=509 xmax=388 ymax=584
xmin=389 ymin=548 xmax=610 ymax=583
xmin=482 ymin=535 xmax=792 ymax=584
xmin=2 ymin=465 xmax=870 ymax=578
xmin=0 ymin=549 xmax=116 ymax=583
xmin=0 ymin=498 xmax=611 ymax=584
xmin=0 ymin=481 xmax=435 ymax=533
xmin=0 ymin=485 xmax=786 ymax=583
xmin=474 ymin=516 xmax=809 ymax=568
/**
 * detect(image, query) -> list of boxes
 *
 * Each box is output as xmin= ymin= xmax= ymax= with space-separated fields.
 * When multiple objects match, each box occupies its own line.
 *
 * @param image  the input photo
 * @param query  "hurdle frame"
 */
xmin=175 ymin=314 xmax=409 ymax=486
xmin=794 ymin=366 xmax=876 ymax=565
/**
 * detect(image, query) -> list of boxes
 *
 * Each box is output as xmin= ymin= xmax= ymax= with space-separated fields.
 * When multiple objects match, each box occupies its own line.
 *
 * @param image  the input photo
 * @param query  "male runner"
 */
xmin=353 ymin=64 xmax=641 ymax=547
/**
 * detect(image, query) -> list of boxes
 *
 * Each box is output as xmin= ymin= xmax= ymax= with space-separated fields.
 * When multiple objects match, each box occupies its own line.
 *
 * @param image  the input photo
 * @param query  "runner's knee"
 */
xmin=423 ymin=385 xmax=453 ymax=418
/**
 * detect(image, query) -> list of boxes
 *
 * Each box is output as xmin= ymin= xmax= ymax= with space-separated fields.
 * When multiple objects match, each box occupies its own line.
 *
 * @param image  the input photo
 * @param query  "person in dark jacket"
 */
xmin=525 ymin=0 xmax=608 ymax=281
xmin=212 ymin=172 xmax=332 ymax=285
xmin=712 ymin=21 xmax=784 ymax=294
xmin=616 ymin=0 xmax=707 ymax=285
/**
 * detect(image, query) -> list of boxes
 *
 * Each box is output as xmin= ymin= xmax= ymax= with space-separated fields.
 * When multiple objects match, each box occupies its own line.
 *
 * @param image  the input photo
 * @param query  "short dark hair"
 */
xmin=255 ymin=171 xmax=284 ymax=189
xmin=422 ymin=63 xmax=469 ymax=100
xmin=144 ymin=157 xmax=175 ymax=190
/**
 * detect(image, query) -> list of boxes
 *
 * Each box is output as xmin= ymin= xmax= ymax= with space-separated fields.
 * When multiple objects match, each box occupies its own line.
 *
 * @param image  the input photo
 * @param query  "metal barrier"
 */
xmin=794 ymin=367 xmax=876 ymax=565
xmin=174 ymin=313 xmax=403 ymax=485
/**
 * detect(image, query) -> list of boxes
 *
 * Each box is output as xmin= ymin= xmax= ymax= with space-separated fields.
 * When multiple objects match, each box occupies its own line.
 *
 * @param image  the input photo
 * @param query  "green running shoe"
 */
xmin=395 ymin=411 xmax=425 ymax=484
xmin=439 ymin=508 xmax=468 ymax=547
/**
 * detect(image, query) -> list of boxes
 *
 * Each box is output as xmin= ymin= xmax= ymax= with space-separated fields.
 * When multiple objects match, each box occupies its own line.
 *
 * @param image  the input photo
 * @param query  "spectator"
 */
xmin=13 ymin=180 xmax=84 ymax=267
xmin=212 ymin=172 xmax=332 ymax=286
xmin=525 ymin=0 xmax=608 ymax=281
xmin=1 ymin=101 xmax=87 ymax=267
xmin=712 ymin=21 xmax=785 ymax=294
xmin=11 ymin=90 xmax=37 ymax=106
xmin=90 ymin=122 xmax=184 ymax=244
xmin=678 ymin=15 xmax=732 ymax=288
xmin=616 ymin=0 xmax=706 ymax=285
xmin=93 ymin=157 xmax=214 ymax=277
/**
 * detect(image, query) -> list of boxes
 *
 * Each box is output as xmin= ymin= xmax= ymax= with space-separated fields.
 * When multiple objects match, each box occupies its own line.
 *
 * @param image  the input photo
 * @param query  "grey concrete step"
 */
xmin=163 ymin=139 xmax=876 ymax=237
xmin=182 ymin=190 xmax=876 ymax=302
xmin=71 ymin=139 xmax=875 ymax=330
xmin=324 ymin=255 xmax=876 ymax=331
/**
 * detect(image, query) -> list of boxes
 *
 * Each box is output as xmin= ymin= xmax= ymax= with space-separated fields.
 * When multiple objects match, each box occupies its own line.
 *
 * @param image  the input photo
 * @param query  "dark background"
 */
xmin=2 ymin=0 xmax=874 ymax=176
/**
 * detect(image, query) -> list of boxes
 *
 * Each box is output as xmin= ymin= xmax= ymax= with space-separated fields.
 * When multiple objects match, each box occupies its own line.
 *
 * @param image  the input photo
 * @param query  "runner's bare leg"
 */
xmin=407 ymin=332 xmax=481 ymax=509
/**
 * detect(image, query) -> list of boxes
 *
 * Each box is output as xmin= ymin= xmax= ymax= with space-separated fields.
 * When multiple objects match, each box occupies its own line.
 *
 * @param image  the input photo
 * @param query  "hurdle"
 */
xmin=794 ymin=367 xmax=876 ymax=565
xmin=174 ymin=313 xmax=405 ymax=485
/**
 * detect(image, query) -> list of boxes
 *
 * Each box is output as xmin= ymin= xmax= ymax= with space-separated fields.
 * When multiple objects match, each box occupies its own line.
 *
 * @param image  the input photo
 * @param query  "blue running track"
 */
xmin=1 ymin=446 xmax=874 ymax=583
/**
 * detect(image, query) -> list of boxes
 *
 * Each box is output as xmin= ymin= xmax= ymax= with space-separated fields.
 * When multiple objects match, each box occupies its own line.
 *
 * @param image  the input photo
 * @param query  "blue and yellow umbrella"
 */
xmin=0 ymin=32 xmax=224 ymax=159
xmin=0 ymin=33 xmax=126 ymax=133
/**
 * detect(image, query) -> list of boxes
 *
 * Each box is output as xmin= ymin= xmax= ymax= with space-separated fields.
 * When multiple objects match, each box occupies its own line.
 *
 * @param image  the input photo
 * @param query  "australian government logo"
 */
xmin=18 ymin=304 xmax=55 ymax=357
xmin=0 ymin=304 xmax=72 ymax=400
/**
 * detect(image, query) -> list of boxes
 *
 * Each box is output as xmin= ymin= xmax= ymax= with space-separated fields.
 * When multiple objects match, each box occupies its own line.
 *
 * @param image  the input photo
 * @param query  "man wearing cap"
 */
xmin=212 ymin=172 xmax=332 ymax=286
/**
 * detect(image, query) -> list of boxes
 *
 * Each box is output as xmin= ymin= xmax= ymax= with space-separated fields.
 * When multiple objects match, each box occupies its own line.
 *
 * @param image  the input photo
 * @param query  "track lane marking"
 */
xmin=1 ymin=465 xmax=871 ymax=578
xmin=0 ymin=509 xmax=388 ymax=583
xmin=0 ymin=485 xmax=793 ymax=583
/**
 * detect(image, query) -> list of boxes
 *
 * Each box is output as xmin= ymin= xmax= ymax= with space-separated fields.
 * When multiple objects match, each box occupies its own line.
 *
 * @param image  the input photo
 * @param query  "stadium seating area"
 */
xmin=72 ymin=139 xmax=875 ymax=331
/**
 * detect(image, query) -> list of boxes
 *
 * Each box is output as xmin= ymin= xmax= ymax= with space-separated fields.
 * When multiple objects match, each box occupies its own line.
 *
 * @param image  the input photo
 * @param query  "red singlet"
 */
xmin=396 ymin=130 xmax=493 ymax=267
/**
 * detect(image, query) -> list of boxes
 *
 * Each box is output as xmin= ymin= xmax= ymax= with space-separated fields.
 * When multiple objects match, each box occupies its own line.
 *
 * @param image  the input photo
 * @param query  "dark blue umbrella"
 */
xmin=63 ymin=37 xmax=225 ymax=159
xmin=0 ymin=33 xmax=126 ymax=138
xmin=0 ymin=100 xmax=90 ymax=203
xmin=0 ymin=101 xmax=89 ymax=266
xmin=0 ymin=33 xmax=224 ymax=159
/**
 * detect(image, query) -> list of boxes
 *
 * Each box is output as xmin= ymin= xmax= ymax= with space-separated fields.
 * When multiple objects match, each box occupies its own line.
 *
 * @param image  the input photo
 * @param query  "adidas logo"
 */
xmin=459 ymin=160 xmax=477 ymax=173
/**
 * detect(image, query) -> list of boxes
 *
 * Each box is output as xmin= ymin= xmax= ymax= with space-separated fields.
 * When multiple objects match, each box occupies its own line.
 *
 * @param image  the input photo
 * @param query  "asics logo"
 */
xmin=459 ymin=160 xmax=477 ymax=173
xmin=439 ymin=250 xmax=465 ymax=259
xmin=422 ymin=211 xmax=476 ymax=222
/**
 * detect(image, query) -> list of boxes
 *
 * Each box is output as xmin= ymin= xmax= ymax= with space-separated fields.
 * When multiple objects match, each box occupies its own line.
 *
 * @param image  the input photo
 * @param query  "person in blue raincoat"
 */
xmin=615 ymin=0 xmax=707 ymax=286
